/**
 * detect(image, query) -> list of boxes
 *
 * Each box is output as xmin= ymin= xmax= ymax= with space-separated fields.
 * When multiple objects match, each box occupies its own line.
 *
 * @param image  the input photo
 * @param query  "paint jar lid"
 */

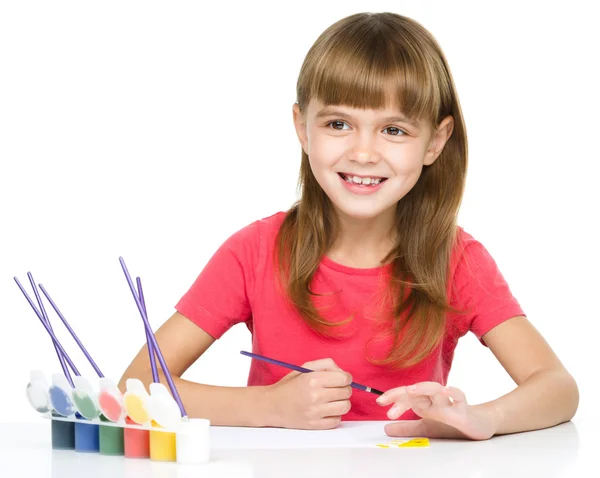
xmin=126 ymin=378 xmax=148 ymax=396
xmin=73 ymin=376 xmax=95 ymax=395
xmin=176 ymin=418 xmax=210 ymax=435
xmin=99 ymin=377 xmax=120 ymax=394
xmin=52 ymin=373 xmax=72 ymax=391
xmin=30 ymin=370 xmax=48 ymax=385
xmin=147 ymin=382 xmax=181 ymax=430
xmin=26 ymin=380 xmax=51 ymax=413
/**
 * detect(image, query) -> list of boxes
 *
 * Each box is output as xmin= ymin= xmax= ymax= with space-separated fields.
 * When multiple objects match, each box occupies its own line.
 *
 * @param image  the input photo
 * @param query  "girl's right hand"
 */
xmin=264 ymin=358 xmax=353 ymax=430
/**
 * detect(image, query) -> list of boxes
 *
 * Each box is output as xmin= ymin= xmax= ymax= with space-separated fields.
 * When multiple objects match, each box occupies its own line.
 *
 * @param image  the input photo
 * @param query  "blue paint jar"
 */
xmin=74 ymin=417 xmax=100 ymax=453
xmin=51 ymin=412 xmax=75 ymax=450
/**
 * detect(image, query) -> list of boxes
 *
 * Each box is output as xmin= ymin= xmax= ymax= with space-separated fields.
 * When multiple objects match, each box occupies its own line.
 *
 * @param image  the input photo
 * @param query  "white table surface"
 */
xmin=0 ymin=417 xmax=597 ymax=478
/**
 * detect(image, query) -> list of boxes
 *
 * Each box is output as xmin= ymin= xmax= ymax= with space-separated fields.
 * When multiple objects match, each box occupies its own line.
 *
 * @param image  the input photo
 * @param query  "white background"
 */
xmin=1 ymin=1 xmax=598 ymax=424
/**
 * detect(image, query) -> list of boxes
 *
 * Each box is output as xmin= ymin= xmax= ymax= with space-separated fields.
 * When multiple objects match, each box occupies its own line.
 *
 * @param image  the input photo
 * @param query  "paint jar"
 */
xmin=74 ymin=416 xmax=100 ymax=453
xmin=98 ymin=378 xmax=125 ymax=422
xmin=26 ymin=370 xmax=52 ymax=414
xmin=123 ymin=378 xmax=150 ymax=424
xmin=49 ymin=374 xmax=76 ymax=417
xmin=124 ymin=416 xmax=150 ymax=458
xmin=176 ymin=418 xmax=210 ymax=464
xmin=99 ymin=414 xmax=124 ymax=456
xmin=50 ymin=412 xmax=75 ymax=450
xmin=72 ymin=376 xmax=101 ymax=420
xmin=149 ymin=421 xmax=176 ymax=462
xmin=147 ymin=382 xmax=181 ymax=430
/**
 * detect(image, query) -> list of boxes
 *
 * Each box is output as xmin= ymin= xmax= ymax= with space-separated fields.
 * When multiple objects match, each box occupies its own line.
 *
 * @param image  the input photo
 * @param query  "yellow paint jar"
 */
xmin=149 ymin=421 xmax=176 ymax=462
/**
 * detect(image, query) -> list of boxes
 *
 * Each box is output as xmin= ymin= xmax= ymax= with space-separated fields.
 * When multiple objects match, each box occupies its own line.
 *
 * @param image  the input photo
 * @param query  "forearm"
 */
xmin=118 ymin=369 xmax=271 ymax=427
xmin=475 ymin=368 xmax=579 ymax=436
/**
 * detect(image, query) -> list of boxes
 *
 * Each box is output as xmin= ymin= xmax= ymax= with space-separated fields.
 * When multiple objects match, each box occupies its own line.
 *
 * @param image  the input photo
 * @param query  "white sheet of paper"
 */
xmin=210 ymin=420 xmax=426 ymax=449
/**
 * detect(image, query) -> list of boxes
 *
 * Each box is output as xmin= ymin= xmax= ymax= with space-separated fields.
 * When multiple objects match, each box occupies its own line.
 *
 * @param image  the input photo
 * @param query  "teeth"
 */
xmin=343 ymin=175 xmax=383 ymax=185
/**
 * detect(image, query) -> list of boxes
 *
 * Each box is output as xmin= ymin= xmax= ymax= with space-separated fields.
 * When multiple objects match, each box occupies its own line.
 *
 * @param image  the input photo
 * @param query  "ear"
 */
xmin=423 ymin=115 xmax=454 ymax=166
xmin=292 ymin=102 xmax=309 ymax=155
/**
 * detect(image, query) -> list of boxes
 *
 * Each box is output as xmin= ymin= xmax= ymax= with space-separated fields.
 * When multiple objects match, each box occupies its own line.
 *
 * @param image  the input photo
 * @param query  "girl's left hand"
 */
xmin=376 ymin=382 xmax=496 ymax=440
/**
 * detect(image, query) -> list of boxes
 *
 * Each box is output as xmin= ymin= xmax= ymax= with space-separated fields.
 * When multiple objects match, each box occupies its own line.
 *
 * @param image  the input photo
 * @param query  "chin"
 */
xmin=332 ymin=202 xmax=392 ymax=221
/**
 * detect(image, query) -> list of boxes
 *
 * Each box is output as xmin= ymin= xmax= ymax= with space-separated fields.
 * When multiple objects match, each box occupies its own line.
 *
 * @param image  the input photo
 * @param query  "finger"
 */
xmin=376 ymin=386 xmax=408 ymax=406
xmin=384 ymin=419 xmax=427 ymax=438
xmin=322 ymin=385 xmax=352 ymax=402
xmin=387 ymin=401 xmax=411 ymax=420
xmin=302 ymin=358 xmax=342 ymax=372
xmin=321 ymin=399 xmax=351 ymax=418
xmin=309 ymin=370 xmax=353 ymax=388
xmin=385 ymin=419 xmax=466 ymax=439
xmin=442 ymin=386 xmax=467 ymax=405
xmin=408 ymin=382 xmax=449 ymax=408
xmin=408 ymin=382 xmax=444 ymax=397
xmin=409 ymin=396 xmax=433 ymax=411
xmin=308 ymin=416 xmax=342 ymax=430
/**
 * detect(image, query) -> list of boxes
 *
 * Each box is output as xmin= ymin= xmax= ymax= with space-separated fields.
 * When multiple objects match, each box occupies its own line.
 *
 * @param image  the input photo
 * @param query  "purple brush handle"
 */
xmin=38 ymin=283 xmax=104 ymax=378
xmin=240 ymin=350 xmax=385 ymax=395
xmin=137 ymin=277 xmax=159 ymax=383
xmin=26 ymin=273 xmax=73 ymax=384
xmin=119 ymin=257 xmax=187 ymax=418
xmin=15 ymin=276 xmax=78 ymax=386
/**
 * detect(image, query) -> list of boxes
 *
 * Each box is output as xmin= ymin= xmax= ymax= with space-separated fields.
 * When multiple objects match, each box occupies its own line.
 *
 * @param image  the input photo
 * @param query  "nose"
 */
xmin=348 ymin=131 xmax=379 ymax=165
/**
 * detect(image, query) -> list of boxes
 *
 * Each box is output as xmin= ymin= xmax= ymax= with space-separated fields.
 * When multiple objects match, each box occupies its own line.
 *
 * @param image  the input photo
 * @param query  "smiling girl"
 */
xmin=119 ymin=12 xmax=578 ymax=440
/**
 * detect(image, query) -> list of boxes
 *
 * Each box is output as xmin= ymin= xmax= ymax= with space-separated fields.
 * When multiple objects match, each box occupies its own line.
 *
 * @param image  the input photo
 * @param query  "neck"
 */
xmin=327 ymin=207 xmax=397 ymax=268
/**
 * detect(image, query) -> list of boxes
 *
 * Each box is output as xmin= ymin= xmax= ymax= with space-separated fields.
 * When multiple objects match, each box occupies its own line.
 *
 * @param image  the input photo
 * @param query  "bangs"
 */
xmin=299 ymin=20 xmax=446 ymax=125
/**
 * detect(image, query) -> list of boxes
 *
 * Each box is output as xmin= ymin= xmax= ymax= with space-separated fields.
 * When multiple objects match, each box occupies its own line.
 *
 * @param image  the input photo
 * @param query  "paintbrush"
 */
xmin=240 ymin=350 xmax=384 ymax=395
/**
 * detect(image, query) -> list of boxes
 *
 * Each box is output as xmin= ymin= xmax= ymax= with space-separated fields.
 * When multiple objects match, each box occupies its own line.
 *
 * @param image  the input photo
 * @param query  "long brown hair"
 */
xmin=276 ymin=12 xmax=468 ymax=368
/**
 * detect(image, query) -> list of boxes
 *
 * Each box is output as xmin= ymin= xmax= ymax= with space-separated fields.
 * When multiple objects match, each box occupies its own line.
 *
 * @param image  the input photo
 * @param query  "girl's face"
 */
xmin=293 ymin=98 xmax=454 ymax=221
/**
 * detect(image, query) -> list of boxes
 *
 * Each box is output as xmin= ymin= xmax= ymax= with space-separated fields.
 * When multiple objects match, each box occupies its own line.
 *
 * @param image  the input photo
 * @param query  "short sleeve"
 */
xmin=175 ymin=221 xmax=260 ymax=339
xmin=450 ymin=238 xmax=526 ymax=345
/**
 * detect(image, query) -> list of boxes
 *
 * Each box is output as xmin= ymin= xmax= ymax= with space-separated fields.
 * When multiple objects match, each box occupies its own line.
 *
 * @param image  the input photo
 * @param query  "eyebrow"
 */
xmin=315 ymin=108 xmax=421 ymax=128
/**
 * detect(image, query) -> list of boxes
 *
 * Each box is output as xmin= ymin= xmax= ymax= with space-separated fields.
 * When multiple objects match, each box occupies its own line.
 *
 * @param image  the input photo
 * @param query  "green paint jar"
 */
xmin=99 ymin=414 xmax=124 ymax=455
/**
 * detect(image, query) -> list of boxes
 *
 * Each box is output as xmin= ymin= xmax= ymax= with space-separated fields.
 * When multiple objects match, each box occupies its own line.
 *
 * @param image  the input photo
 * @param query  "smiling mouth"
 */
xmin=338 ymin=173 xmax=388 ymax=186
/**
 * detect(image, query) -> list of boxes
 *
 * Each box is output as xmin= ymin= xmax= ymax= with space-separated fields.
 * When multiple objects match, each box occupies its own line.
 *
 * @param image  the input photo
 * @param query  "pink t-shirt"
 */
xmin=176 ymin=211 xmax=525 ymax=421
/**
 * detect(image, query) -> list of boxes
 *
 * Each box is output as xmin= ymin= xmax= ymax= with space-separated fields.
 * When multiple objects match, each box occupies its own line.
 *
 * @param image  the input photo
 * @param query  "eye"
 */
xmin=325 ymin=121 xmax=408 ymax=136
xmin=383 ymin=126 xmax=406 ymax=136
xmin=326 ymin=120 xmax=349 ymax=130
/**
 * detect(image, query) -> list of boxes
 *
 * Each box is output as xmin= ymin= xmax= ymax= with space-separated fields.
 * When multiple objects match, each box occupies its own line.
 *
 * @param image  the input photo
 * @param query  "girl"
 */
xmin=119 ymin=12 xmax=578 ymax=440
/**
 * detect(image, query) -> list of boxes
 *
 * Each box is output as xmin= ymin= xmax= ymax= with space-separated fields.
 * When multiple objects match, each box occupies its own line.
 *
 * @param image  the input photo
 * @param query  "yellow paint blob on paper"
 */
xmin=397 ymin=438 xmax=430 ymax=448
xmin=375 ymin=437 xmax=430 ymax=448
xmin=124 ymin=394 xmax=149 ymax=424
